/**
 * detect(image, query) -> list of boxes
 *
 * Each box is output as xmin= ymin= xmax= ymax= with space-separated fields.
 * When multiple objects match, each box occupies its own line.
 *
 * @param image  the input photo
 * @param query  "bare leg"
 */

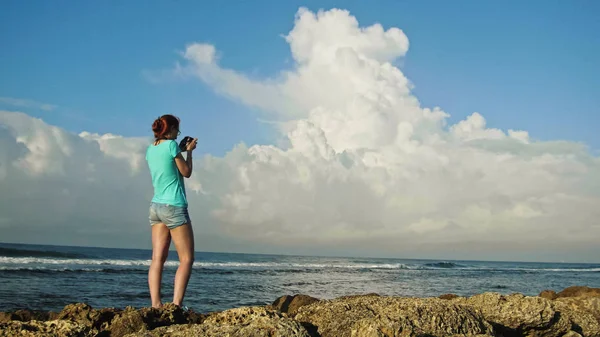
xmin=149 ymin=223 xmax=171 ymax=308
xmin=170 ymin=223 xmax=195 ymax=306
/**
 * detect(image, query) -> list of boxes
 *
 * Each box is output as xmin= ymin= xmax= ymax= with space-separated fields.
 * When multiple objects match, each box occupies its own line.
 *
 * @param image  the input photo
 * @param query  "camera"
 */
xmin=179 ymin=136 xmax=194 ymax=151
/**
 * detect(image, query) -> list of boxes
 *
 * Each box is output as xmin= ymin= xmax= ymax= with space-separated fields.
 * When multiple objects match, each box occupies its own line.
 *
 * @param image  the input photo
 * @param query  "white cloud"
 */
xmin=0 ymin=97 xmax=57 ymax=111
xmin=1 ymin=8 xmax=599 ymax=261
xmin=0 ymin=112 xmax=148 ymax=240
xmin=0 ymin=111 xmax=228 ymax=250
xmin=175 ymin=7 xmax=600 ymax=260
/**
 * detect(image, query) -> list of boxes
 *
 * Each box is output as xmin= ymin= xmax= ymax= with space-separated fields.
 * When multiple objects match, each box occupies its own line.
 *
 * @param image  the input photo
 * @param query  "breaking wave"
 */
xmin=1 ymin=257 xmax=598 ymax=273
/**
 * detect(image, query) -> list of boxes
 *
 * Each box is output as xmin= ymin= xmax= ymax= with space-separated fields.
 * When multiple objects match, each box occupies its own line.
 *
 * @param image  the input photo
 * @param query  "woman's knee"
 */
xmin=152 ymin=253 xmax=169 ymax=264
xmin=179 ymin=254 xmax=194 ymax=266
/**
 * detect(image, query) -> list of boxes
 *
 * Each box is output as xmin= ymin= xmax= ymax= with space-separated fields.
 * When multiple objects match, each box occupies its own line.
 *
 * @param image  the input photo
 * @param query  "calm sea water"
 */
xmin=0 ymin=242 xmax=598 ymax=313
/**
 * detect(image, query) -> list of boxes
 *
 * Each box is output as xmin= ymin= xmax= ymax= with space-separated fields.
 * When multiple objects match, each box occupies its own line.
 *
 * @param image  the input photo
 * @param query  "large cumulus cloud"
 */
xmin=180 ymin=8 xmax=600 ymax=259
xmin=1 ymin=8 xmax=598 ymax=261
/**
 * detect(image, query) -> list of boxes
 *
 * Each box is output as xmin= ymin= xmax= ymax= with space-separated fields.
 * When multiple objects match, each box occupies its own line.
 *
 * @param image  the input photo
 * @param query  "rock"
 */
xmin=554 ymin=296 xmax=600 ymax=320
xmin=540 ymin=290 xmax=558 ymax=300
xmin=271 ymin=294 xmax=320 ymax=316
xmin=553 ymin=297 xmax=600 ymax=336
xmin=439 ymin=293 xmax=460 ymax=300
xmin=294 ymin=295 xmax=495 ymax=337
xmin=0 ymin=309 xmax=58 ymax=323
xmin=124 ymin=306 xmax=312 ymax=337
xmin=537 ymin=286 xmax=600 ymax=336
xmin=5 ymin=302 xmax=208 ymax=337
xmin=2 ymin=286 xmax=600 ymax=337
xmin=101 ymin=303 xmax=207 ymax=337
xmin=107 ymin=307 xmax=146 ymax=337
xmin=557 ymin=286 xmax=600 ymax=299
xmin=457 ymin=293 xmax=563 ymax=334
xmin=539 ymin=286 xmax=600 ymax=301
xmin=55 ymin=303 xmax=117 ymax=335
xmin=91 ymin=308 xmax=119 ymax=332
xmin=452 ymin=292 xmax=600 ymax=337
xmin=136 ymin=303 xmax=197 ymax=329
xmin=338 ymin=293 xmax=381 ymax=300
xmin=56 ymin=303 xmax=97 ymax=327
xmin=0 ymin=319 xmax=90 ymax=337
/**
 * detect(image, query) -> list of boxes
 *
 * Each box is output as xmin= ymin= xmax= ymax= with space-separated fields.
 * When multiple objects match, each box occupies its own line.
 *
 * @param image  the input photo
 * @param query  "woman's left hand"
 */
xmin=186 ymin=138 xmax=198 ymax=152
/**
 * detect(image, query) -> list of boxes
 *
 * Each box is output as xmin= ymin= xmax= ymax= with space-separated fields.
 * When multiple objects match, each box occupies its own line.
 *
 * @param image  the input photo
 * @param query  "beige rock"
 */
xmin=108 ymin=308 xmax=147 ymax=337
xmin=539 ymin=286 xmax=600 ymax=301
xmin=294 ymin=295 xmax=495 ymax=337
xmin=458 ymin=293 xmax=562 ymax=332
xmin=56 ymin=303 xmax=97 ymax=326
xmin=52 ymin=302 xmax=206 ymax=337
xmin=124 ymin=306 xmax=312 ymax=337
xmin=271 ymin=294 xmax=321 ymax=316
xmin=439 ymin=293 xmax=460 ymax=300
xmin=557 ymin=286 xmax=600 ymax=299
xmin=554 ymin=297 xmax=600 ymax=321
xmin=2 ymin=286 xmax=600 ymax=337
xmin=539 ymin=290 xmax=558 ymax=300
xmin=553 ymin=297 xmax=600 ymax=337
xmin=0 ymin=309 xmax=58 ymax=323
xmin=453 ymin=292 xmax=600 ymax=337
xmin=0 ymin=319 xmax=90 ymax=337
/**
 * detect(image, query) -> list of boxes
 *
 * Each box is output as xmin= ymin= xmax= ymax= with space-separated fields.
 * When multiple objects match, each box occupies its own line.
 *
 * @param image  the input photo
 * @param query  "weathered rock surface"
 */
xmin=271 ymin=294 xmax=321 ymax=316
xmin=553 ymin=297 xmax=600 ymax=336
xmin=0 ymin=302 xmax=206 ymax=337
xmin=450 ymin=292 xmax=600 ymax=337
xmin=125 ymin=306 xmax=312 ymax=337
xmin=0 ymin=319 xmax=90 ymax=337
xmin=540 ymin=290 xmax=559 ymax=300
xmin=1 ymin=286 xmax=599 ymax=337
xmin=558 ymin=286 xmax=600 ymax=299
xmin=294 ymin=295 xmax=495 ymax=337
xmin=456 ymin=292 xmax=570 ymax=336
xmin=540 ymin=286 xmax=600 ymax=301
xmin=439 ymin=293 xmax=460 ymax=300
xmin=0 ymin=309 xmax=58 ymax=323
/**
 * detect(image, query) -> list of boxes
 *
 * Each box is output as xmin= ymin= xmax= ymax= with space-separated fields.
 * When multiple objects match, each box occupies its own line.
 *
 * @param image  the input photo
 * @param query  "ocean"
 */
xmin=0 ymin=242 xmax=598 ymax=314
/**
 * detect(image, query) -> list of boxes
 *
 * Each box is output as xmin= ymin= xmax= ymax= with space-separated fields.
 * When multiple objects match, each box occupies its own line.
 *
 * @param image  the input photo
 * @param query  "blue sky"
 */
xmin=1 ymin=1 xmax=600 ymax=262
xmin=1 ymin=0 xmax=598 ymax=156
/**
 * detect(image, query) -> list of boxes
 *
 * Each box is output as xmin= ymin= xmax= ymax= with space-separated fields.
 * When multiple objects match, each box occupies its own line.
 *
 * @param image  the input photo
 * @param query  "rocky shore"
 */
xmin=1 ymin=286 xmax=599 ymax=337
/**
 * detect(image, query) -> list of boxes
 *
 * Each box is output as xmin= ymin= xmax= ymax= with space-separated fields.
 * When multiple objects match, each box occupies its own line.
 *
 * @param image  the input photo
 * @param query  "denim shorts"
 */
xmin=149 ymin=202 xmax=191 ymax=230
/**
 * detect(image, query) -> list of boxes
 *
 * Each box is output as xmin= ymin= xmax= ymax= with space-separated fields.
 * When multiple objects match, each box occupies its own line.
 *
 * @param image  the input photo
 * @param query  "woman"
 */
xmin=145 ymin=114 xmax=198 ymax=308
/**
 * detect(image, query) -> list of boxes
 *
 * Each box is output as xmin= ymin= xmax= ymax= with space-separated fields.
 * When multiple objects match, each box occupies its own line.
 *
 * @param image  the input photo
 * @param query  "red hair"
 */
xmin=152 ymin=114 xmax=180 ymax=140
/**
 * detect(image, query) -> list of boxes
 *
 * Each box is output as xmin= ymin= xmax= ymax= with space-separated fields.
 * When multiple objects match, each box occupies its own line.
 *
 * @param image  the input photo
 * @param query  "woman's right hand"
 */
xmin=186 ymin=138 xmax=198 ymax=152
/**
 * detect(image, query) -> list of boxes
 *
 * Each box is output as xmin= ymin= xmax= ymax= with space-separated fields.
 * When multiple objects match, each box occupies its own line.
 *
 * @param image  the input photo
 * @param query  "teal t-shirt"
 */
xmin=146 ymin=140 xmax=188 ymax=207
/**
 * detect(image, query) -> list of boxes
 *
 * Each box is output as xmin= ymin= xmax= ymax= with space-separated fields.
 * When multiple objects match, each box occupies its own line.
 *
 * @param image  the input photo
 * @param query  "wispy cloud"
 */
xmin=0 ymin=97 xmax=57 ymax=111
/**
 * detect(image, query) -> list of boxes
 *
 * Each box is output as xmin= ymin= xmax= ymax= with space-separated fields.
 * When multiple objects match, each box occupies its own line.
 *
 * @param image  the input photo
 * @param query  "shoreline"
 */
xmin=1 ymin=285 xmax=599 ymax=336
